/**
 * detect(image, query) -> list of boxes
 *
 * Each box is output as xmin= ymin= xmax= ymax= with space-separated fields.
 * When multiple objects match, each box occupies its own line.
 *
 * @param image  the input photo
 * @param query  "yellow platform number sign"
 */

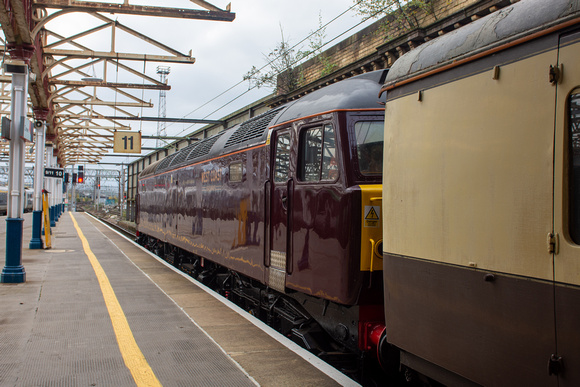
xmin=113 ymin=131 xmax=141 ymax=153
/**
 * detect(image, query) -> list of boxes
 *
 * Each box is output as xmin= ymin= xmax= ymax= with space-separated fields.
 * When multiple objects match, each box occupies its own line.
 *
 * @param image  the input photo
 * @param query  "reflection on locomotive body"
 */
xmin=137 ymin=71 xmax=387 ymax=382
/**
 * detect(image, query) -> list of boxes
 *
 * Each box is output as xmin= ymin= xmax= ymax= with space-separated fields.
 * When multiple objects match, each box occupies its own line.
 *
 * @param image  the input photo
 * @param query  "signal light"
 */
xmin=78 ymin=165 xmax=84 ymax=184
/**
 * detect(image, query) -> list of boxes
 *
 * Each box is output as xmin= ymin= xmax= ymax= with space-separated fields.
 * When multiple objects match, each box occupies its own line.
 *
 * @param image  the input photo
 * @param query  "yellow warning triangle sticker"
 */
xmin=365 ymin=207 xmax=379 ymax=220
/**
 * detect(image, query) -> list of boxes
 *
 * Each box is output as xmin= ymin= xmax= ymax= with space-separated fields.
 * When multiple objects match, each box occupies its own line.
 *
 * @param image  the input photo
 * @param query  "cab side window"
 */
xmin=569 ymin=90 xmax=580 ymax=243
xmin=299 ymin=124 xmax=337 ymax=182
xmin=274 ymin=133 xmax=291 ymax=183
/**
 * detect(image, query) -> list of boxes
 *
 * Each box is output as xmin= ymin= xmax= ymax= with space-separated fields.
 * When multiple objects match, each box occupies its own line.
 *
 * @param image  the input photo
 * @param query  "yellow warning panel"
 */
xmin=360 ymin=185 xmax=383 ymax=271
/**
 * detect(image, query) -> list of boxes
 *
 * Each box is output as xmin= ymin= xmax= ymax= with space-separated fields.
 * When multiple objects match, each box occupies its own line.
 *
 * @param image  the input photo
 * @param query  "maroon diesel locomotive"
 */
xmin=137 ymin=71 xmax=387 ymax=378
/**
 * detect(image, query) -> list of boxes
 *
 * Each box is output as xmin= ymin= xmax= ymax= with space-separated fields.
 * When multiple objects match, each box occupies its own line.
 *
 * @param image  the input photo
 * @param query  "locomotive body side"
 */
xmin=138 ymin=131 xmax=270 ymax=281
xmin=136 ymin=72 xmax=388 ymax=373
xmin=138 ymin=108 xmax=385 ymax=304
xmin=382 ymin=0 xmax=580 ymax=385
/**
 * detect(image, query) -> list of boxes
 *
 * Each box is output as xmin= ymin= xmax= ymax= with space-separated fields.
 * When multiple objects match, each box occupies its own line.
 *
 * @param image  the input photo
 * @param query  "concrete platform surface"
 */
xmin=0 ymin=212 xmax=353 ymax=387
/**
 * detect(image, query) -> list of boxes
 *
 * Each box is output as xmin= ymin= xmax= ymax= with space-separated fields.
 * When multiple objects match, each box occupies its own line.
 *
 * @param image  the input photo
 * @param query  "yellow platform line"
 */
xmin=70 ymin=213 xmax=162 ymax=387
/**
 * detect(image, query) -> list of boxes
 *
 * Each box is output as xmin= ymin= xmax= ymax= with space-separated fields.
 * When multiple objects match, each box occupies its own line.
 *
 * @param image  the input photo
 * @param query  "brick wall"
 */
xmin=276 ymin=0 xmax=511 ymax=98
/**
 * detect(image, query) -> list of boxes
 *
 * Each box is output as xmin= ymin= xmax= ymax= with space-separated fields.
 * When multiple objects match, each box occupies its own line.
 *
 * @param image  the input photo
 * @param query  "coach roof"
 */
xmin=384 ymin=0 xmax=580 ymax=88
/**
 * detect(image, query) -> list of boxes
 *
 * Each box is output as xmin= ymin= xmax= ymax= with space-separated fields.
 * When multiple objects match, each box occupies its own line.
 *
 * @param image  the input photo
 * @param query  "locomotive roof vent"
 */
xmin=169 ymin=142 xmax=199 ymax=168
xmin=223 ymin=106 xmax=285 ymax=149
xmin=186 ymin=131 xmax=225 ymax=161
xmin=156 ymin=152 xmax=179 ymax=173
xmin=139 ymin=158 xmax=163 ymax=178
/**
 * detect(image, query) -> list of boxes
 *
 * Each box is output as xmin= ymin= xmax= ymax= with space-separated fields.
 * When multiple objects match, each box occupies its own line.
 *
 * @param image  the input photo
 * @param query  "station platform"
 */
xmin=0 ymin=211 xmax=356 ymax=387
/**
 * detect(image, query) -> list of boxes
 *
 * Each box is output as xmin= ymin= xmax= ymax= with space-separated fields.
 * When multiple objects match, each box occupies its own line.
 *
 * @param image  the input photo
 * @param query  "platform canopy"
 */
xmin=0 ymin=0 xmax=235 ymax=166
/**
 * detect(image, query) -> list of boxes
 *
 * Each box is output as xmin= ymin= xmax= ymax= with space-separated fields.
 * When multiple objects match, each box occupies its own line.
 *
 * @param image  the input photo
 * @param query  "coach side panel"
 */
xmin=552 ymin=28 xmax=580 ymax=386
xmin=383 ymin=34 xmax=559 ymax=385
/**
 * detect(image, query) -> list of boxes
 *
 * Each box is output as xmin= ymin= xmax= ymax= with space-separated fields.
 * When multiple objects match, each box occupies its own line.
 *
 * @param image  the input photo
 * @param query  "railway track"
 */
xmin=87 ymin=212 xmax=136 ymax=240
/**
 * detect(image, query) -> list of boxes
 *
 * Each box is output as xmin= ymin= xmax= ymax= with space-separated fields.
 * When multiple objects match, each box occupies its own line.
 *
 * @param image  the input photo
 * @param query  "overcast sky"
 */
xmin=42 ymin=0 xmax=377 ymax=166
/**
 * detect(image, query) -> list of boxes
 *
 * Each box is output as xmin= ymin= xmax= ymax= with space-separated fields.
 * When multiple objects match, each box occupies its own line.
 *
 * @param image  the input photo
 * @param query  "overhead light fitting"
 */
xmin=82 ymin=62 xmax=102 ymax=82
xmin=81 ymin=76 xmax=103 ymax=82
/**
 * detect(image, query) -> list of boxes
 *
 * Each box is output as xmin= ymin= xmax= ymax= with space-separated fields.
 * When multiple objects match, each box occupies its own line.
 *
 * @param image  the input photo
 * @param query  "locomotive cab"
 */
xmin=264 ymin=72 xmax=387 ymax=362
xmin=265 ymin=71 xmax=387 ymax=302
xmin=267 ymin=110 xmax=385 ymax=300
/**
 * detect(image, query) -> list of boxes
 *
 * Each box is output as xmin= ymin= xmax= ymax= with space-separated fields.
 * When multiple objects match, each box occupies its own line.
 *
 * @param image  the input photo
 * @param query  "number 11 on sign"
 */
xmin=113 ymin=131 xmax=141 ymax=153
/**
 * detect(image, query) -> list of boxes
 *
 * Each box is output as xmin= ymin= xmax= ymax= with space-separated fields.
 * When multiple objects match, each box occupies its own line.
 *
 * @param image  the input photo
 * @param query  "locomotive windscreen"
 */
xmin=354 ymin=121 xmax=383 ymax=176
